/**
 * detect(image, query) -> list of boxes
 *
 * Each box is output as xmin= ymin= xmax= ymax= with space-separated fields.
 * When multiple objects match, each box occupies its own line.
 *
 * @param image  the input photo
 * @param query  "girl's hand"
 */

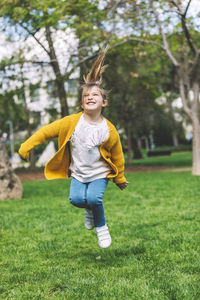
xmin=18 ymin=146 xmax=30 ymax=162
xmin=19 ymin=155 xmax=29 ymax=162
xmin=117 ymin=181 xmax=129 ymax=190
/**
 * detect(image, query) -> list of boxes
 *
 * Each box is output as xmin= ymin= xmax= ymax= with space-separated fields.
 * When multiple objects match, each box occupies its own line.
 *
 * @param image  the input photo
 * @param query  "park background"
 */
xmin=0 ymin=0 xmax=200 ymax=299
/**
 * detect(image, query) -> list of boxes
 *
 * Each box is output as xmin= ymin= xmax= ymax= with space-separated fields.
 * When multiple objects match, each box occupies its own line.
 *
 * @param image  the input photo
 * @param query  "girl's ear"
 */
xmin=102 ymin=99 xmax=108 ymax=107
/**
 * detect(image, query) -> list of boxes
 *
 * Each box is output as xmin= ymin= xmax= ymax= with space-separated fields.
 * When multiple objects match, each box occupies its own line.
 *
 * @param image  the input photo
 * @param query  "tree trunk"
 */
xmin=127 ymin=125 xmax=132 ymax=164
xmin=137 ymin=137 xmax=142 ymax=150
xmin=132 ymin=137 xmax=143 ymax=159
xmin=191 ymin=81 xmax=200 ymax=175
xmin=56 ymin=78 xmax=69 ymax=117
xmin=30 ymin=150 xmax=35 ymax=168
xmin=179 ymin=72 xmax=200 ymax=175
xmin=192 ymin=116 xmax=200 ymax=175
xmin=45 ymin=27 xmax=69 ymax=117
xmin=21 ymin=67 xmax=31 ymax=137
xmin=21 ymin=70 xmax=36 ymax=167
xmin=172 ymin=132 xmax=179 ymax=147
xmin=144 ymin=136 xmax=149 ymax=151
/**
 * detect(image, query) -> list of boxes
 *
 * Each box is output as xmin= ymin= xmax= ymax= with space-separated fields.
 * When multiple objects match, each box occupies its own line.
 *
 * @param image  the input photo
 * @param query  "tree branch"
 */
xmin=181 ymin=16 xmax=196 ymax=55
xmin=64 ymin=36 xmax=165 ymax=80
xmin=170 ymin=0 xmax=182 ymax=15
xmin=106 ymin=0 xmax=123 ymax=18
xmin=183 ymin=0 xmax=192 ymax=17
xmin=171 ymin=0 xmax=196 ymax=54
xmin=63 ymin=51 xmax=100 ymax=80
xmin=19 ymin=23 xmax=50 ymax=56
xmin=150 ymin=0 xmax=179 ymax=66
xmin=111 ymin=37 xmax=165 ymax=50
xmin=0 ymin=60 xmax=51 ymax=70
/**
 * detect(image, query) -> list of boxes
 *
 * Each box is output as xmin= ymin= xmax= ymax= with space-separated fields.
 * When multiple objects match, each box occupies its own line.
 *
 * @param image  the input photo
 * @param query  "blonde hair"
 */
xmin=81 ymin=46 xmax=109 ymax=100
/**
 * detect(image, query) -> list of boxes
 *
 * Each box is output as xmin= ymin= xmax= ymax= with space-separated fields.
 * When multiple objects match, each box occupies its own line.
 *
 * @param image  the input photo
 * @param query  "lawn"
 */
xmin=0 ymin=171 xmax=199 ymax=299
xmin=129 ymin=151 xmax=192 ymax=168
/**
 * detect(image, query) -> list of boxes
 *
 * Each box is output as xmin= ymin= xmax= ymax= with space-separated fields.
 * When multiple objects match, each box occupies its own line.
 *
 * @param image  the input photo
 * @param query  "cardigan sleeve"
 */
xmin=111 ymin=131 xmax=126 ymax=184
xmin=18 ymin=119 xmax=61 ymax=160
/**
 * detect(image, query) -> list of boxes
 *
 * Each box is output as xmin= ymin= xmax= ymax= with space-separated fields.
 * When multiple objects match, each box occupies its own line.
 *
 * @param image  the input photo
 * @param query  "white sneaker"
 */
xmin=96 ymin=225 xmax=112 ymax=248
xmin=84 ymin=209 xmax=94 ymax=230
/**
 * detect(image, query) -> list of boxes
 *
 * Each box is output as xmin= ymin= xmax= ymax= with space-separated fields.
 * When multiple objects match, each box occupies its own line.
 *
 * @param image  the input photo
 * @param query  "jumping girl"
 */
xmin=19 ymin=47 xmax=128 ymax=248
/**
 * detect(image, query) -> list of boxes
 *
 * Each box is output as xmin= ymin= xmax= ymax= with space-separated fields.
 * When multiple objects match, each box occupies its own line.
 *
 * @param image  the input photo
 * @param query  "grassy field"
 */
xmin=0 ymin=171 xmax=199 ymax=299
xmin=129 ymin=151 xmax=192 ymax=168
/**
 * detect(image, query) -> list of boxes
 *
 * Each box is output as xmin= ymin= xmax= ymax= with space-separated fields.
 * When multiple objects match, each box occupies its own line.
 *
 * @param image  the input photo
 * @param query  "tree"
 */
xmin=151 ymin=0 xmax=200 ymax=175
xmin=104 ymin=44 xmax=159 ymax=162
xmin=0 ymin=0 xmax=109 ymax=117
xmin=155 ymin=91 xmax=187 ymax=147
xmin=115 ymin=0 xmax=200 ymax=175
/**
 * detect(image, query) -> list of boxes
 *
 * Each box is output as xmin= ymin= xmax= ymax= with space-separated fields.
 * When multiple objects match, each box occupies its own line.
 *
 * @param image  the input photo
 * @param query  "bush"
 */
xmin=147 ymin=150 xmax=171 ymax=157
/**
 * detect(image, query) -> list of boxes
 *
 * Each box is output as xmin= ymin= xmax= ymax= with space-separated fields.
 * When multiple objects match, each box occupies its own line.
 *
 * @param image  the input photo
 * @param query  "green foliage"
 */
xmin=103 ymin=39 xmax=187 ymax=149
xmin=0 ymin=89 xmax=27 ymax=135
xmin=0 ymin=0 xmax=109 ymax=119
xmin=0 ymin=0 xmax=104 ymax=43
xmin=0 ymin=0 xmax=194 ymax=149
xmin=152 ymin=105 xmax=185 ymax=147
xmin=0 ymin=171 xmax=199 ymax=299
xmin=103 ymin=43 xmax=173 ymax=139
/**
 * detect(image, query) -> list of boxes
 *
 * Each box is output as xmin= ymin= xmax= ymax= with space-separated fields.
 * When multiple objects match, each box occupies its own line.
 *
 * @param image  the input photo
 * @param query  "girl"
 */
xmin=19 ymin=47 xmax=128 ymax=249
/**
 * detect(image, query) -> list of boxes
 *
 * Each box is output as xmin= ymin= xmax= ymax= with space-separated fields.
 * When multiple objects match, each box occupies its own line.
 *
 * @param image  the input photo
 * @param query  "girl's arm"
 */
xmin=111 ymin=132 xmax=128 ymax=187
xmin=18 ymin=119 xmax=61 ymax=160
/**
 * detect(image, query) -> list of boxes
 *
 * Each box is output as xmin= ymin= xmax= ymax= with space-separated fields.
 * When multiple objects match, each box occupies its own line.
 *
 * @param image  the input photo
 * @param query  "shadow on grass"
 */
xmin=71 ymin=243 xmax=147 ymax=268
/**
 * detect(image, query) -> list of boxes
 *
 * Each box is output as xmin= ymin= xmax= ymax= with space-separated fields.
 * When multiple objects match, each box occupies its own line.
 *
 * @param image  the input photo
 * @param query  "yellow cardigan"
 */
xmin=18 ymin=112 xmax=126 ymax=184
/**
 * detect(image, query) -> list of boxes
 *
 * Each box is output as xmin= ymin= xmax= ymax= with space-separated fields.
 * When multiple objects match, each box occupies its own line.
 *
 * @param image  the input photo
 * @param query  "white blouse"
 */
xmin=69 ymin=114 xmax=111 ymax=183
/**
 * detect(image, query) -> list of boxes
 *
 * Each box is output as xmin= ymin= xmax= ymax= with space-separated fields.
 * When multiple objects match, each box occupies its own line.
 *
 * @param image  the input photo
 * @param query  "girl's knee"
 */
xmin=70 ymin=195 xmax=85 ymax=207
xmin=87 ymin=193 xmax=103 ymax=206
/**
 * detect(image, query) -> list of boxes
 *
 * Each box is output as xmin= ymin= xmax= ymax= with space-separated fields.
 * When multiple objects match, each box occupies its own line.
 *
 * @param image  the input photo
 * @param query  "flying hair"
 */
xmin=83 ymin=45 xmax=109 ymax=85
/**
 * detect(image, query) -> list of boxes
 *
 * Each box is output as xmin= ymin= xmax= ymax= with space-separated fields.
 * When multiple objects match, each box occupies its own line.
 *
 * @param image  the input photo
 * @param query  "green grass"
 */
xmin=129 ymin=151 xmax=192 ymax=168
xmin=0 ymin=171 xmax=200 ymax=299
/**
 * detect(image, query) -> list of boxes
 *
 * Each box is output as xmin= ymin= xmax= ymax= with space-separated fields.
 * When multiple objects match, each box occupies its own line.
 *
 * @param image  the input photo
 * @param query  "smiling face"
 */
xmin=81 ymin=85 xmax=107 ymax=114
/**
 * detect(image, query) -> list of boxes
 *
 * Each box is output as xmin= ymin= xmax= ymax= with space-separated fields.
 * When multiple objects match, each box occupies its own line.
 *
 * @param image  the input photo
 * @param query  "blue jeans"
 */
xmin=69 ymin=177 xmax=108 ymax=227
